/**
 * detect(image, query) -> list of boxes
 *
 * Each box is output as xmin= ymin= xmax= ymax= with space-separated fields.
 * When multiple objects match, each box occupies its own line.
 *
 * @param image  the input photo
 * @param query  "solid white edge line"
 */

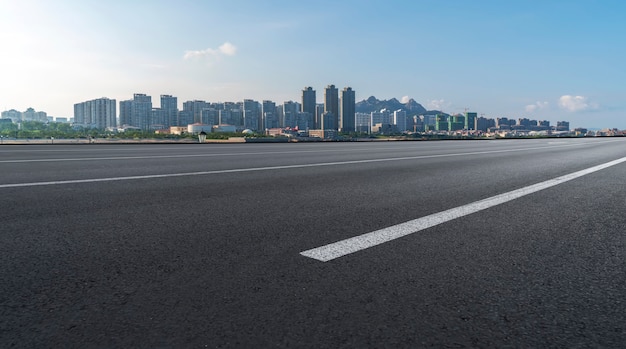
xmin=300 ymin=156 xmax=626 ymax=262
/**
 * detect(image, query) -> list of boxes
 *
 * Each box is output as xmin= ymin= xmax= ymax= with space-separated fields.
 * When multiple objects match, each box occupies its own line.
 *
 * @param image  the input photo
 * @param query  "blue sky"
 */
xmin=1 ymin=0 xmax=625 ymax=129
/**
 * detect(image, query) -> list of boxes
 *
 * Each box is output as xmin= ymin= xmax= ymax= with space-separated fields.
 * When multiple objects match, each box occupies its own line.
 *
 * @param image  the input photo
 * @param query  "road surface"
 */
xmin=1 ymin=138 xmax=625 ymax=347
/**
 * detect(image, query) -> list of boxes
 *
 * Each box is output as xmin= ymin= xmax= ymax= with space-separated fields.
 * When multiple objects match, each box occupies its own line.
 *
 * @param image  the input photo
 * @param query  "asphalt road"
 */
xmin=1 ymin=138 xmax=625 ymax=348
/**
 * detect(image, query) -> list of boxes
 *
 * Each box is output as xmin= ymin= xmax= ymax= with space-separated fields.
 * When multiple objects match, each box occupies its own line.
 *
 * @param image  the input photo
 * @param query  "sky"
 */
xmin=1 ymin=0 xmax=625 ymax=129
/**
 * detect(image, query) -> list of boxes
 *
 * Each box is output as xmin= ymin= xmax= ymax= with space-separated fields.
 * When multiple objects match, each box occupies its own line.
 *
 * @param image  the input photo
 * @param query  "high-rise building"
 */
xmin=160 ymin=95 xmax=178 ymax=127
xmin=230 ymin=107 xmax=244 ymax=127
xmin=243 ymin=99 xmax=260 ymax=130
xmin=315 ymin=104 xmax=324 ymax=128
xmin=131 ymin=93 xmax=152 ymax=130
xmin=151 ymin=108 xmax=166 ymax=129
xmin=183 ymin=100 xmax=209 ymax=124
xmin=556 ymin=121 xmax=570 ymax=132
xmin=178 ymin=110 xmax=193 ymax=126
xmin=324 ymin=84 xmax=339 ymax=130
xmin=74 ymin=104 xmax=87 ymax=125
xmin=22 ymin=108 xmax=47 ymax=122
xmin=1 ymin=109 xmax=22 ymax=122
xmin=73 ymin=98 xmax=116 ymax=129
xmin=496 ymin=117 xmax=511 ymax=129
xmin=119 ymin=100 xmax=133 ymax=126
xmin=282 ymin=101 xmax=299 ymax=128
xmin=340 ymin=87 xmax=355 ymax=132
xmin=355 ymin=112 xmax=370 ymax=133
xmin=393 ymin=109 xmax=407 ymax=132
xmin=302 ymin=87 xmax=316 ymax=127
xmin=201 ymin=108 xmax=219 ymax=125
xmin=476 ymin=116 xmax=494 ymax=131
xmin=218 ymin=109 xmax=231 ymax=125
xmin=435 ymin=114 xmax=448 ymax=131
xmin=371 ymin=109 xmax=391 ymax=132
xmin=537 ymin=120 xmax=550 ymax=130
xmin=92 ymin=98 xmax=116 ymax=129
xmin=448 ymin=115 xmax=465 ymax=131
xmin=465 ymin=112 xmax=477 ymax=130
xmin=262 ymin=100 xmax=277 ymax=129
xmin=321 ymin=112 xmax=336 ymax=131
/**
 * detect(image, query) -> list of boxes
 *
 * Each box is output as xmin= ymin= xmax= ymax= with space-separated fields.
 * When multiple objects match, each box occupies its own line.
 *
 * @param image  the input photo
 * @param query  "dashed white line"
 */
xmin=300 ymin=156 xmax=626 ymax=262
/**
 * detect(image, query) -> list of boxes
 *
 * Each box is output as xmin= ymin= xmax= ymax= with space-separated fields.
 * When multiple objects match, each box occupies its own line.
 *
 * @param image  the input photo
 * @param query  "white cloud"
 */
xmin=184 ymin=42 xmax=237 ymax=60
xmin=427 ymin=99 xmax=450 ymax=111
xmin=525 ymin=101 xmax=549 ymax=113
xmin=558 ymin=95 xmax=589 ymax=112
xmin=400 ymin=96 xmax=410 ymax=103
xmin=218 ymin=42 xmax=237 ymax=56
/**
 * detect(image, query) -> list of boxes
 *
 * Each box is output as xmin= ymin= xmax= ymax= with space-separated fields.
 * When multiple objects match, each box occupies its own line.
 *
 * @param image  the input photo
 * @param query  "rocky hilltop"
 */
xmin=355 ymin=96 xmax=445 ymax=116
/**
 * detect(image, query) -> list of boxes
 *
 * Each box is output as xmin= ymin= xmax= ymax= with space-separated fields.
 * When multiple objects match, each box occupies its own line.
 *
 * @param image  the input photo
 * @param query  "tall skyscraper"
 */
xmin=183 ymin=100 xmax=209 ymax=124
xmin=218 ymin=109 xmax=231 ymax=125
xmin=324 ymin=84 xmax=339 ymax=130
xmin=160 ymin=95 xmax=178 ymax=127
xmin=355 ymin=112 xmax=371 ymax=133
xmin=73 ymin=97 xmax=116 ymax=129
xmin=393 ymin=109 xmax=407 ymax=132
xmin=92 ymin=98 xmax=116 ymax=129
xmin=119 ymin=100 xmax=132 ymax=126
xmin=321 ymin=112 xmax=336 ymax=131
xmin=201 ymin=108 xmax=219 ymax=125
xmin=151 ymin=108 xmax=166 ymax=129
xmin=178 ymin=110 xmax=194 ymax=126
xmin=74 ymin=103 xmax=87 ymax=125
xmin=302 ymin=87 xmax=316 ymax=128
xmin=315 ymin=103 xmax=324 ymax=128
xmin=1 ymin=109 xmax=21 ymax=122
xmin=131 ymin=93 xmax=152 ymax=130
xmin=556 ymin=121 xmax=570 ymax=131
xmin=262 ymin=100 xmax=277 ymax=129
xmin=340 ymin=87 xmax=355 ymax=132
xmin=465 ymin=112 xmax=477 ymax=130
xmin=243 ymin=99 xmax=260 ymax=130
xmin=282 ymin=101 xmax=299 ymax=128
xmin=22 ymin=108 xmax=46 ymax=122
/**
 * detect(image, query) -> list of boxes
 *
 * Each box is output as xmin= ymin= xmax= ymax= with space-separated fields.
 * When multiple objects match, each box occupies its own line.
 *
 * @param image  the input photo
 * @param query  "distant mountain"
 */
xmin=356 ymin=96 xmax=427 ymax=115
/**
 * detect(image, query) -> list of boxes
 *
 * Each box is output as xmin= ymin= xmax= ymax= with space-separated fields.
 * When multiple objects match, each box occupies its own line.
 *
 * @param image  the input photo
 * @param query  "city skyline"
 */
xmin=0 ymin=88 xmax=586 ymax=134
xmin=1 ymin=1 xmax=625 ymax=129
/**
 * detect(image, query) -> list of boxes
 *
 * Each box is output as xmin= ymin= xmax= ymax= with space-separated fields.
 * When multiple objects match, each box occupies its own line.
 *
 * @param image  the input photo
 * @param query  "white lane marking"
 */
xmin=0 ymin=145 xmax=611 ymax=188
xmin=0 ymin=149 xmax=543 ymax=188
xmin=0 ymin=138 xmax=620 ymax=163
xmin=300 ymin=156 xmax=626 ymax=262
xmin=0 ymin=148 xmax=364 ymax=163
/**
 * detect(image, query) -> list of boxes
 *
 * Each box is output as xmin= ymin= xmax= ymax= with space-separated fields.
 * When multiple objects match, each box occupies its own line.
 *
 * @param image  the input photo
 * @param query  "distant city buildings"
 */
xmin=1 ymin=109 xmax=23 ymax=122
xmin=324 ymin=84 xmax=339 ymax=130
xmin=243 ymin=99 xmax=260 ymax=131
xmin=183 ymin=100 xmax=209 ymax=125
xmin=282 ymin=100 xmax=299 ymax=129
xmin=1 ymin=108 xmax=47 ymax=122
xmin=74 ymin=97 xmax=116 ymax=129
xmin=262 ymin=100 xmax=278 ymax=129
xmin=119 ymin=93 xmax=152 ymax=130
xmin=1 ymin=84 xmax=586 ymax=138
xmin=341 ymin=87 xmax=355 ymax=132
xmin=160 ymin=95 xmax=178 ymax=128
xmin=301 ymin=87 xmax=316 ymax=128
xmin=393 ymin=109 xmax=407 ymax=132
